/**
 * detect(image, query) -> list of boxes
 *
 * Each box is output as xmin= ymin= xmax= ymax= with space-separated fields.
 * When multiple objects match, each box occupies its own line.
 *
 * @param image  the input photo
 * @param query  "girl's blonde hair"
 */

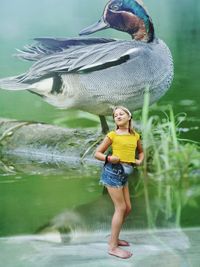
xmin=112 ymin=106 xmax=135 ymax=134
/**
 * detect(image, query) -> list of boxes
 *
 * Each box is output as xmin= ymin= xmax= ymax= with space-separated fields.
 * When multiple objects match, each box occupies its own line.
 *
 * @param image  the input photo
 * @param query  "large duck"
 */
xmin=0 ymin=0 xmax=173 ymax=133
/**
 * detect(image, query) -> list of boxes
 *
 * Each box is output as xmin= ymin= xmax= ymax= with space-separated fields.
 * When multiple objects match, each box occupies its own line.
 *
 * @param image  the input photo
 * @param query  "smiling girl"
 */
xmin=95 ymin=106 xmax=144 ymax=259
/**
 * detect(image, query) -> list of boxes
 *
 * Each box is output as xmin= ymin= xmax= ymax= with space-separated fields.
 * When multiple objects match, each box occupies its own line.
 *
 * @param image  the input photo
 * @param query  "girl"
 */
xmin=95 ymin=106 xmax=144 ymax=259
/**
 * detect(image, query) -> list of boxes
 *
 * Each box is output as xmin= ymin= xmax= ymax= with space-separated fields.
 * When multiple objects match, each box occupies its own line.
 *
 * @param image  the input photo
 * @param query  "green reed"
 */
xmin=138 ymin=89 xmax=200 ymax=228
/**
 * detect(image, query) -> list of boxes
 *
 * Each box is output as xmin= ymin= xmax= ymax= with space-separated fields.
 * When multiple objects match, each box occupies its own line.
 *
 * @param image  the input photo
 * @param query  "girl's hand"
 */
xmin=135 ymin=159 xmax=142 ymax=166
xmin=109 ymin=155 xmax=120 ymax=164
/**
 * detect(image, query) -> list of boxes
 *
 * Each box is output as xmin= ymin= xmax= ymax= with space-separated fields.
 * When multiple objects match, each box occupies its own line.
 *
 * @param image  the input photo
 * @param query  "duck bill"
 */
xmin=79 ymin=17 xmax=109 ymax=36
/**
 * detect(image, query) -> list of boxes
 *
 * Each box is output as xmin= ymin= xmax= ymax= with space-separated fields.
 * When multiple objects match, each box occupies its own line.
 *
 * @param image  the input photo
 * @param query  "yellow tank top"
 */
xmin=107 ymin=131 xmax=140 ymax=163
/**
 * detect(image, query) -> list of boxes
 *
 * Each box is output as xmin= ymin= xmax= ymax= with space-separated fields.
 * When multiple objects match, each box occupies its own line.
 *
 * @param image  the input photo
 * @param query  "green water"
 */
xmin=0 ymin=0 xmax=200 ymax=266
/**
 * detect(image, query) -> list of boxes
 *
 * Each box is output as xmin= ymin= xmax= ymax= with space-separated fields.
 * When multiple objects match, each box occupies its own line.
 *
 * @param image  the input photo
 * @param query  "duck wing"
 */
xmin=16 ymin=37 xmax=116 ymax=61
xmin=17 ymin=40 xmax=140 ymax=82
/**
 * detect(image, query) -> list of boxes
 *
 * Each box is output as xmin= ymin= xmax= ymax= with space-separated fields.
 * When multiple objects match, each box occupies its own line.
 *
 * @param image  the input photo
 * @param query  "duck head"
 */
xmin=79 ymin=0 xmax=154 ymax=42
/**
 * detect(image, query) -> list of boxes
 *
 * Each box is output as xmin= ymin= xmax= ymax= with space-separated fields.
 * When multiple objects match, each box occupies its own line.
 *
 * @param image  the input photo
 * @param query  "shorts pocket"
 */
xmin=102 ymin=163 xmax=126 ymax=181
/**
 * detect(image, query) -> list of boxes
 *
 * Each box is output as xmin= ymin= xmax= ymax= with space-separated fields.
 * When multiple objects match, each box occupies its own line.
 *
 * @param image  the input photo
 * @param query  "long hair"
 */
xmin=112 ymin=106 xmax=135 ymax=134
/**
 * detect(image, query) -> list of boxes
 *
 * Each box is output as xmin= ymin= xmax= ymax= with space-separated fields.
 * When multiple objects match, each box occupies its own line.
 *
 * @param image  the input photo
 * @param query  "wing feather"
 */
xmin=20 ymin=40 xmax=146 ymax=82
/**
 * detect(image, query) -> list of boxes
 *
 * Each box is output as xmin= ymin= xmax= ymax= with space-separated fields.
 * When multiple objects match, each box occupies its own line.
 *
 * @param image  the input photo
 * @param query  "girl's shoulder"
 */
xmin=107 ymin=130 xmax=116 ymax=140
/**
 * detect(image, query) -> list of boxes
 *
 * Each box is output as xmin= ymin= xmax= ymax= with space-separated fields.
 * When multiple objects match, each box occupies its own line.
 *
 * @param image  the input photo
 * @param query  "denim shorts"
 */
xmin=100 ymin=162 xmax=133 ymax=188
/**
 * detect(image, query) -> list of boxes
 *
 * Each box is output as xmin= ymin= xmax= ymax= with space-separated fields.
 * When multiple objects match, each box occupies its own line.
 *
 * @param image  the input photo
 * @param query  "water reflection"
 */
xmin=0 ymin=153 xmax=200 ymax=265
xmin=0 ymin=158 xmax=200 ymax=233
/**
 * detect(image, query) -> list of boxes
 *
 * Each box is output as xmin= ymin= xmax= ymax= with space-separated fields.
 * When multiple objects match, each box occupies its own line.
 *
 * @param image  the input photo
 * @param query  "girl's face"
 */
xmin=114 ymin=108 xmax=131 ymax=127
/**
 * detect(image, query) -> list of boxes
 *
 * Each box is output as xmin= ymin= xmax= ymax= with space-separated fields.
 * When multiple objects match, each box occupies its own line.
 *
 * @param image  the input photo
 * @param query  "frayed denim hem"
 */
xmin=99 ymin=180 xmax=128 ymax=188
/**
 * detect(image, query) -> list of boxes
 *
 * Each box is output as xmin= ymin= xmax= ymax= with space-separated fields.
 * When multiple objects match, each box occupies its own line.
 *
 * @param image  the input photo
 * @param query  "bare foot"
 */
xmin=118 ymin=239 xmax=130 ymax=246
xmin=107 ymin=236 xmax=130 ymax=246
xmin=108 ymin=247 xmax=133 ymax=259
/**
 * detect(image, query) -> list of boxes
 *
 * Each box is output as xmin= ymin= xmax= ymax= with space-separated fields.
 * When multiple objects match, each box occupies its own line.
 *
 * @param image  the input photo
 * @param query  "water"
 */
xmin=0 ymin=0 xmax=200 ymax=266
xmin=0 ymin=160 xmax=200 ymax=266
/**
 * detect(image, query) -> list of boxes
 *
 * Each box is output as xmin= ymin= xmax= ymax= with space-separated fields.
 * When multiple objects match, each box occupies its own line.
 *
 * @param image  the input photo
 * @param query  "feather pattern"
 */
xmin=16 ymin=38 xmax=116 ymax=61
xmin=17 ymin=40 xmax=139 ymax=82
xmin=0 ymin=0 xmax=174 ymax=117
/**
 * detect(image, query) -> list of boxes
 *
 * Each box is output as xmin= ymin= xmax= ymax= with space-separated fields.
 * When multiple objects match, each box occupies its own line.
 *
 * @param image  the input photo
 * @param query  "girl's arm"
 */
xmin=135 ymin=139 xmax=144 ymax=165
xmin=95 ymin=136 xmax=112 ymax=161
xmin=95 ymin=137 xmax=120 ymax=163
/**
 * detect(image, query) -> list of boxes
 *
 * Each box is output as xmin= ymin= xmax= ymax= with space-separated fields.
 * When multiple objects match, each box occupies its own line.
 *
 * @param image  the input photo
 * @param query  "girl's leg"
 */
xmin=107 ymin=186 xmax=132 ymax=258
xmin=116 ymin=185 xmax=132 ymax=246
xmin=123 ymin=185 xmax=132 ymax=218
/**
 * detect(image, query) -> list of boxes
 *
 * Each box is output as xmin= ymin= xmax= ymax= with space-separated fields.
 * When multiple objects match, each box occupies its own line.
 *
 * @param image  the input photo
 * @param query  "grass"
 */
xmin=52 ymin=93 xmax=200 ymax=228
xmin=136 ymin=88 xmax=200 ymax=228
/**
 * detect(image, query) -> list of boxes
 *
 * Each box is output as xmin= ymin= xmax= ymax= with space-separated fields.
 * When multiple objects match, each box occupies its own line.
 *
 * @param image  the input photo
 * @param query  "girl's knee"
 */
xmin=115 ymin=203 xmax=127 ymax=214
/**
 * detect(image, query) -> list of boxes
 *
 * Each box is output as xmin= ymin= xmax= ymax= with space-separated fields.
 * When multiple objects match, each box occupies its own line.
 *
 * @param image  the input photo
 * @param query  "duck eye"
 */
xmin=109 ymin=1 xmax=122 ymax=11
xmin=110 ymin=4 xmax=119 ymax=11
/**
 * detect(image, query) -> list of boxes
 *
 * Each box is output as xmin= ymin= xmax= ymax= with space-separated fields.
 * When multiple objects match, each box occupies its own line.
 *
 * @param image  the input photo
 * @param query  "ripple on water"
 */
xmin=0 ymin=179 xmax=19 ymax=184
xmin=179 ymin=99 xmax=196 ymax=106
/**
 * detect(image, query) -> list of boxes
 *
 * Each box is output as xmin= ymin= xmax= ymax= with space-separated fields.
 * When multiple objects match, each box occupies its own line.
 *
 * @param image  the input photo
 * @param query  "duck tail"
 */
xmin=0 ymin=74 xmax=30 ymax=90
